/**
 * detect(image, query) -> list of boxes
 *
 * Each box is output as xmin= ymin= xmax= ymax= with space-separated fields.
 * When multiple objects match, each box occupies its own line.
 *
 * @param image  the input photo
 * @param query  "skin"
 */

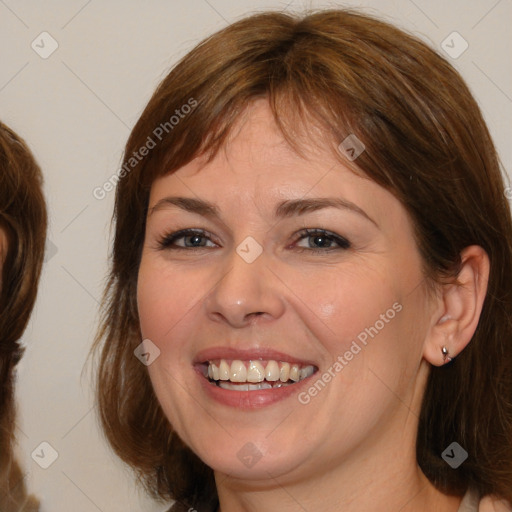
xmin=137 ymin=99 xmax=489 ymax=512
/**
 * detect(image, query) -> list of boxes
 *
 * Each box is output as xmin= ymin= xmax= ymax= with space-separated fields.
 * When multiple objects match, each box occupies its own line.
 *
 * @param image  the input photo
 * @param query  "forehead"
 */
xmin=150 ymin=99 xmax=369 ymax=200
xmin=147 ymin=109 xmax=413 ymax=249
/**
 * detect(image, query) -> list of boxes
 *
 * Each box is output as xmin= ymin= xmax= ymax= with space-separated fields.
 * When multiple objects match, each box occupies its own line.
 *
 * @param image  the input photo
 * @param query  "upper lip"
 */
xmin=194 ymin=346 xmax=317 ymax=366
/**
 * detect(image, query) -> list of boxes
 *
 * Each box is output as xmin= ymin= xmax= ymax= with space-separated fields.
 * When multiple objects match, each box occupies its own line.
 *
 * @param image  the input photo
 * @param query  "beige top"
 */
xmin=458 ymin=489 xmax=512 ymax=512
xmin=169 ymin=489 xmax=512 ymax=512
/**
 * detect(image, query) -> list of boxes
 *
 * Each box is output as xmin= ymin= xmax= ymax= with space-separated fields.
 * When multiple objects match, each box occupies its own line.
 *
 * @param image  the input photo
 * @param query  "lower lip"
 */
xmin=196 ymin=370 xmax=313 ymax=409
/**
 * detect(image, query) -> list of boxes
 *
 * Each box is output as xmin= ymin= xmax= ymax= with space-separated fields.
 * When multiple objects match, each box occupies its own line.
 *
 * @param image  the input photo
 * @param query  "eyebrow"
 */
xmin=148 ymin=196 xmax=377 ymax=226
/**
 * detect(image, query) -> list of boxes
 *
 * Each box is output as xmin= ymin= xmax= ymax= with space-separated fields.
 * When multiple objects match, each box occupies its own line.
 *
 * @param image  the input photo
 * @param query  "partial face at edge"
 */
xmin=136 ymin=99 xmax=436 ymax=484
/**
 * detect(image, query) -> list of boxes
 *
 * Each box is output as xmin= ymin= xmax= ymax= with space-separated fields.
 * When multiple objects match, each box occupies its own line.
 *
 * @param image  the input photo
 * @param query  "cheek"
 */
xmin=290 ymin=262 xmax=402 ymax=353
xmin=137 ymin=269 xmax=167 ymax=342
xmin=137 ymin=258 xmax=200 ymax=428
xmin=137 ymin=256 xmax=200 ymax=344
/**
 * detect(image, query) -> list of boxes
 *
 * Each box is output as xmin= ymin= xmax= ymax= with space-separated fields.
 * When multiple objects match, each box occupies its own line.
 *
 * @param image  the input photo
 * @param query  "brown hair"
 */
xmin=0 ymin=121 xmax=47 ymax=510
xmin=94 ymin=8 xmax=512 ymax=505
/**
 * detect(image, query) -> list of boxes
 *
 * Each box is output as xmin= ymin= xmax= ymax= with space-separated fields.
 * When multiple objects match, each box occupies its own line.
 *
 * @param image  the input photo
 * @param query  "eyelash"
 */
xmin=157 ymin=228 xmax=351 ymax=253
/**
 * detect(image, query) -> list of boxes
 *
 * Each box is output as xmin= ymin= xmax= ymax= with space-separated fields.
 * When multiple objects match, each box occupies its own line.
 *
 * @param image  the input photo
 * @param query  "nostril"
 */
xmin=245 ymin=311 xmax=265 ymax=322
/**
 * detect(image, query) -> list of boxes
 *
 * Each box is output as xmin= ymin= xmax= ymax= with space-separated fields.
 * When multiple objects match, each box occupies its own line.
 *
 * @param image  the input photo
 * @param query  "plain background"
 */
xmin=0 ymin=0 xmax=510 ymax=510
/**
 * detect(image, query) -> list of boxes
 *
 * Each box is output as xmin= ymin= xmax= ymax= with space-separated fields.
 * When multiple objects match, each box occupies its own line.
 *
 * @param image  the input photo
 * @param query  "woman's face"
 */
xmin=137 ymin=99 xmax=436 ymax=484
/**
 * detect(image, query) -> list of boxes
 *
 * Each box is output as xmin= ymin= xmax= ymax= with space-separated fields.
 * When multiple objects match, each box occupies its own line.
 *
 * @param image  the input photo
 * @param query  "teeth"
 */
xmin=265 ymin=360 xmax=280 ymax=381
xmin=289 ymin=364 xmax=300 ymax=382
xmin=247 ymin=360 xmax=265 ymax=383
xmin=206 ymin=359 xmax=316 ymax=386
xmin=230 ymin=360 xmax=247 ymax=382
xmin=300 ymin=366 xmax=314 ymax=380
xmin=218 ymin=381 xmax=274 ymax=391
xmin=279 ymin=362 xmax=290 ymax=382
xmin=219 ymin=359 xmax=230 ymax=380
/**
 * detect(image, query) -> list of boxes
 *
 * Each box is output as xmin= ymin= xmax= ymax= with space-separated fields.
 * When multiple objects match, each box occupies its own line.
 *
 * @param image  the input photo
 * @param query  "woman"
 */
xmin=0 ymin=121 xmax=46 ymax=511
xmin=95 ymin=9 xmax=512 ymax=512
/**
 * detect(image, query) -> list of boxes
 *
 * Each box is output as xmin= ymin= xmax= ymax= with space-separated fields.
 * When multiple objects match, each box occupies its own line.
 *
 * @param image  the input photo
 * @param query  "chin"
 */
xmin=179 ymin=422 xmax=315 ymax=483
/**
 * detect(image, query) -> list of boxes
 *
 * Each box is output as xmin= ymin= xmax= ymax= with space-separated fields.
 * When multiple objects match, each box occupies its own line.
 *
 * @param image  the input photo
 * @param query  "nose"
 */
xmin=204 ymin=246 xmax=285 ymax=328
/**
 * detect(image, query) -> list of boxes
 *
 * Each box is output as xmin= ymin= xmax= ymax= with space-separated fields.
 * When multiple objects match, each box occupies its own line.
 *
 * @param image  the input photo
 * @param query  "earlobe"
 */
xmin=423 ymin=245 xmax=490 ymax=366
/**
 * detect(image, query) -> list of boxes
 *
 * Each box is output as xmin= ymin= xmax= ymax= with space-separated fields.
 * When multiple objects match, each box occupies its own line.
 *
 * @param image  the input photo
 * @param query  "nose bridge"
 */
xmin=205 ymin=240 xmax=284 ymax=327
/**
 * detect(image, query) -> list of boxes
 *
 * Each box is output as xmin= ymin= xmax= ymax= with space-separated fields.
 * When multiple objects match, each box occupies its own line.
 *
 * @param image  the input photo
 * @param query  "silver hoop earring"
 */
xmin=442 ymin=346 xmax=452 ymax=363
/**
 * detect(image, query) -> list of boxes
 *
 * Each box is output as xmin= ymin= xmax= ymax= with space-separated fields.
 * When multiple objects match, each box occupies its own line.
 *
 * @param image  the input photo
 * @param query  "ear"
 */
xmin=423 ymin=245 xmax=490 ymax=366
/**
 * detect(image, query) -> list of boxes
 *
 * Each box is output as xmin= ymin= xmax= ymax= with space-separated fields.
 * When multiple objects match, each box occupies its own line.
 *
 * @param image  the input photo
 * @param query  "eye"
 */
xmin=157 ymin=229 xmax=217 ymax=250
xmin=156 ymin=227 xmax=350 ymax=253
xmin=293 ymin=228 xmax=350 ymax=251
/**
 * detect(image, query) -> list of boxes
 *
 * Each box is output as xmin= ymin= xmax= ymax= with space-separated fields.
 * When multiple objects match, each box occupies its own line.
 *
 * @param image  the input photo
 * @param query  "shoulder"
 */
xmin=166 ymin=498 xmax=217 ymax=512
xmin=166 ymin=503 xmax=186 ymax=512
xmin=458 ymin=489 xmax=510 ymax=512
xmin=166 ymin=503 xmax=189 ymax=512
xmin=478 ymin=495 xmax=512 ymax=512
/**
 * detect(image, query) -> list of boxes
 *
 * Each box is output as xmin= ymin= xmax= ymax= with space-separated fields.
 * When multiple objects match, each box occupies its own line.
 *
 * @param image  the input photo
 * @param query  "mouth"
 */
xmin=193 ymin=347 xmax=319 ymax=408
xmin=200 ymin=359 xmax=317 ymax=391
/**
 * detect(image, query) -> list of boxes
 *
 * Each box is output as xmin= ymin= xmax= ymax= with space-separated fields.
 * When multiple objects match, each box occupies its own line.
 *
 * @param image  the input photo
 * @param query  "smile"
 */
xmin=204 ymin=359 xmax=316 ymax=390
